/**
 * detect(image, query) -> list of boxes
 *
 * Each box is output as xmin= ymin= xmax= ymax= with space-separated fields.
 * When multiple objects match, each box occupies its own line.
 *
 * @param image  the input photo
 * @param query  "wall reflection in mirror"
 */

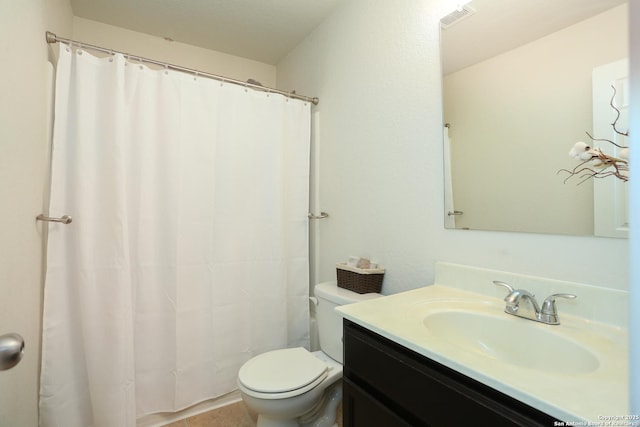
xmin=441 ymin=0 xmax=629 ymax=237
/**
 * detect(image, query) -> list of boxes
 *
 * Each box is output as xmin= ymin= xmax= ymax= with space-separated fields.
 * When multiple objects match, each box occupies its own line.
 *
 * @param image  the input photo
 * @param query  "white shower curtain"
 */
xmin=40 ymin=46 xmax=311 ymax=427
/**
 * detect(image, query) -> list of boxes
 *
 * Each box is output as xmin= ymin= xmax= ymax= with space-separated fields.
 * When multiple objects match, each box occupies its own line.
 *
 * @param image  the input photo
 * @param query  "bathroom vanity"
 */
xmin=337 ymin=262 xmax=629 ymax=426
xmin=343 ymin=319 xmax=556 ymax=426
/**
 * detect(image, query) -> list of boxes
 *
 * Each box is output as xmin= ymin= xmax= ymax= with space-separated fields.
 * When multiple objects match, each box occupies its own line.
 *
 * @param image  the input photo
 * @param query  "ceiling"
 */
xmin=69 ymin=0 xmax=627 ymax=69
xmin=69 ymin=0 xmax=343 ymax=65
xmin=441 ymin=0 xmax=627 ymax=74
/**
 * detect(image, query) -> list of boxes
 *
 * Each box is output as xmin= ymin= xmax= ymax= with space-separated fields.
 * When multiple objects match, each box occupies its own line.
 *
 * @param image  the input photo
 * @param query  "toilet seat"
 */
xmin=238 ymin=347 xmax=328 ymax=399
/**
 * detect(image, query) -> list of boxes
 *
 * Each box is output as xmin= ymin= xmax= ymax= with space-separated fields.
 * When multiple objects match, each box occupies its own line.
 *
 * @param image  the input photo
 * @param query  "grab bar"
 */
xmin=36 ymin=212 xmax=329 ymax=224
xmin=39 ymin=213 xmax=324 ymax=223
xmin=36 ymin=214 xmax=73 ymax=224
xmin=308 ymin=212 xmax=329 ymax=220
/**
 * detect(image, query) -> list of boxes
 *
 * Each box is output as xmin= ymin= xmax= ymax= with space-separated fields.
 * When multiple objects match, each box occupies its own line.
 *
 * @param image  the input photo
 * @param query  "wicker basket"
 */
xmin=336 ymin=263 xmax=384 ymax=294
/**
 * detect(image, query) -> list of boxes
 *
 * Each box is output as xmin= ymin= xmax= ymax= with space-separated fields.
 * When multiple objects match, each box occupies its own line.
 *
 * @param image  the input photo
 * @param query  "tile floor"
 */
xmin=162 ymin=400 xmax=343 ymax=427
xmin=162 ymin=401 xmax=256 ymax=427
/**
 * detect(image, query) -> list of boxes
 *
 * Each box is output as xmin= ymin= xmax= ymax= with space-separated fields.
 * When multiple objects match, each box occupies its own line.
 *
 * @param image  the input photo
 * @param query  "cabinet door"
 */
xmin=344 ymin=320 xmax=557 ymax=427
xmin=343 ymin=378 xmax=414 ymax=427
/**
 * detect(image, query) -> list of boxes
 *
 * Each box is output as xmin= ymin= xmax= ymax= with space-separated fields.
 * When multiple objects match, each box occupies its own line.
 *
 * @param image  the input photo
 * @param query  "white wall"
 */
xmin=73 ymin=17 xmax=277 ymax=87
xmin=277 ymin=0 xmax=629 ymax=295
xmin=0 ymin=1 xmax=73 ymax=426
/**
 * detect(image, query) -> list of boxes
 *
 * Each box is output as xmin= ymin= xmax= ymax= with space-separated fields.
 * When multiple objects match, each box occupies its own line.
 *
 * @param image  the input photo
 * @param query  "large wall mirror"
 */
xmin=441 ymin=0 xmax=629 ymax=237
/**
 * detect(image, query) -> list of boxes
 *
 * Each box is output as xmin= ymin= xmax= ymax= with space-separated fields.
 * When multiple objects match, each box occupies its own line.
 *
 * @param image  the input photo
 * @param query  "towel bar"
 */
xmin=308 ymin=212 xmax=329 ymax=220
xmin=36 ymin=214 xmax=73 ymax=224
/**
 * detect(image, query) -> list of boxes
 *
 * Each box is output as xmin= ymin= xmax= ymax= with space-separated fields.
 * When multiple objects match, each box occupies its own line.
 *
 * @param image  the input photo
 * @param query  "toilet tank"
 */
xmin=314 ymin=281 xmax=382 ymax=363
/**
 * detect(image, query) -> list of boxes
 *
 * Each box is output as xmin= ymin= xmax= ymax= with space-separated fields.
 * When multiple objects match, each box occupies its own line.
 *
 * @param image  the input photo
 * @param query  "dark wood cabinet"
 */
xmin=342 ymin=319 xmax=559 ymax=427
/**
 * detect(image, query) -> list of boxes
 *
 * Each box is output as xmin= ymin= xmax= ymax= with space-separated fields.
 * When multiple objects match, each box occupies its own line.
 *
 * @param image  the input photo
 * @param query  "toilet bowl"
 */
xmin=237 ymin=282 xmax=382 ymax=427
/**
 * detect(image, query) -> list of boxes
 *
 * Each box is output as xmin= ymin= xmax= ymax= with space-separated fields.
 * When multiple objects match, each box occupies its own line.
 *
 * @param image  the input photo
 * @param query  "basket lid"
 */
xmin=336 ymin=262 xmax=385 ymax=275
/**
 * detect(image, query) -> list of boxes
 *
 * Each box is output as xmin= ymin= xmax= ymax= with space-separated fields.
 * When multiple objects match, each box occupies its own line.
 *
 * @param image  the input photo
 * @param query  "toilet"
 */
xmin=237 ymin=281 xmax=382 ymax=427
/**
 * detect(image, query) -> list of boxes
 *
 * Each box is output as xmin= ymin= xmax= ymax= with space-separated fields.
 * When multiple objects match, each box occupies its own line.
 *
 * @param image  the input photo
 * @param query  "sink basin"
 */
xmin=338 ymin=278 xmax=628 ymax=422
xmin=423 ymin=308 xmax=600 ymax=374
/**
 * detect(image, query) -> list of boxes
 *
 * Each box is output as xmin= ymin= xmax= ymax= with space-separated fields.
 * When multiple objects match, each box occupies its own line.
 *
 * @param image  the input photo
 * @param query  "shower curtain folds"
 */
xmin=40 ymin=46 xmax=311 ymax=427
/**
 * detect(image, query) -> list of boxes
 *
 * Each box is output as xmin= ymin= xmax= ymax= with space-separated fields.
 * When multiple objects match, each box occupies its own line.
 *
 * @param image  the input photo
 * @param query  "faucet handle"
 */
xmin=540 ymin=294 xmax=576 ymax=324
xmin=493 ymin=280 xmax=514 ymax=294
xmin=541 ymin=293 xmax=576 ymax=313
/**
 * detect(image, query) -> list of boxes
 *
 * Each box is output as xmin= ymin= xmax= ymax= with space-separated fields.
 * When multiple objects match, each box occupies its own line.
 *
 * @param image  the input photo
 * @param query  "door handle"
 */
xmin=0 ymin=333 xmax=25 ymax=371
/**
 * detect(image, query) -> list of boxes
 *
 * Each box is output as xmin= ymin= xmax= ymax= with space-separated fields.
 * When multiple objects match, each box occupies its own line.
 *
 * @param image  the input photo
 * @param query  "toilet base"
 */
xmin=299 ymin=381 xmax=341 ymax=427
xmin=252 ymin=380 xmax=342 ymax=427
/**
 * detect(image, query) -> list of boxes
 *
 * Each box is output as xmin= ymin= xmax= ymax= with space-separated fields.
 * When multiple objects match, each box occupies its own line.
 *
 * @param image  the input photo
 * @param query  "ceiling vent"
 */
xmin=440 ymin=4 xmax=476 ymax=29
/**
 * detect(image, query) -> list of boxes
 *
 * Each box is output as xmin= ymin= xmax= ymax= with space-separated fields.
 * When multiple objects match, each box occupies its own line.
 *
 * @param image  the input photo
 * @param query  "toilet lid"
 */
xmin=238 ymin=347 xmax=327 ymax=394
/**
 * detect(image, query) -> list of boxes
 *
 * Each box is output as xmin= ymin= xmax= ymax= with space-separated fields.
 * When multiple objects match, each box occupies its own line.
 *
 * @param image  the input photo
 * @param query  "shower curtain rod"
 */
xmin=45 ymin=31 xmax=319 ymax=106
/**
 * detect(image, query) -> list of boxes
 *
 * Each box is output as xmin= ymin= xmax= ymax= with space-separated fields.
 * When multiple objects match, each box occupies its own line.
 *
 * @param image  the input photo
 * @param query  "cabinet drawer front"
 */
xmin=343 ymin=378 xmax=414 ymax=427
xmin=344 ymin=320 xmax=557 ymax=427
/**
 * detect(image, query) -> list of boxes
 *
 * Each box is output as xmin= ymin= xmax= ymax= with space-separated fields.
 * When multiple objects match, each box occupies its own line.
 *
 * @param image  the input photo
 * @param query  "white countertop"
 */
xmin=337 ymin=284 xmax=629 ymax=423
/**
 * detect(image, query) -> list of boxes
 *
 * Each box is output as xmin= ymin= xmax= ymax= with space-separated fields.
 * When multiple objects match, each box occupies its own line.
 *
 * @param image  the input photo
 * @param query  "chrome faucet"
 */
xmin=493 ymin=281 xmax=576 ymax=325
